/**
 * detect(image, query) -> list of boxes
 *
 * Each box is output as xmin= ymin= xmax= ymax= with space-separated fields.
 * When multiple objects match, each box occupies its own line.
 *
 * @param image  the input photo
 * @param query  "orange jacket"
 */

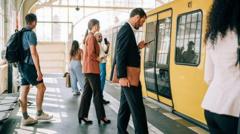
xmin=82 ymin=32 xmax=100 ymax=74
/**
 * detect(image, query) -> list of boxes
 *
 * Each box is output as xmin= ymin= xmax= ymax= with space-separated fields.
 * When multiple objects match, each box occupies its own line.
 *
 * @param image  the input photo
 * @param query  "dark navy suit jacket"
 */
xmin=115 ymin=23 xmax=141 ymax=79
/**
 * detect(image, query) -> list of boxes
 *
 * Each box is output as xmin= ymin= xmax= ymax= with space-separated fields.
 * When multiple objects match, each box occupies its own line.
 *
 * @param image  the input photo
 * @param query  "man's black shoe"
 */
xmin=103 ymin=99 xmax=110 ymax=105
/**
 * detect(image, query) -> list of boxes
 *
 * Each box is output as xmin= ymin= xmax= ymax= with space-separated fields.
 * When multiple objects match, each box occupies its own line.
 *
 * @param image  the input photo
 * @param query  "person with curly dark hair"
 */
xmin=202 ymin=0 xmax=240 ymax=133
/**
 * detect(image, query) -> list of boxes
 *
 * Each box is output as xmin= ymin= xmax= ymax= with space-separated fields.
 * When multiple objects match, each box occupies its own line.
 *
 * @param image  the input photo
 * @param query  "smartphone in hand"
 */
xmin=104 ymin=38 xmax=109 ymax=45
xmin=144 ymin=39 xmax=155 ymax=45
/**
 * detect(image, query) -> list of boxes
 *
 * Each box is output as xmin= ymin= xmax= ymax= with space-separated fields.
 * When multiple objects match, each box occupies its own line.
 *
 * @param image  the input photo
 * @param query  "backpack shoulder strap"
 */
xmin=21 ymin=28 xmax=32 ymax=33
xmin=20 ymin=28 xmax=32 ymax=62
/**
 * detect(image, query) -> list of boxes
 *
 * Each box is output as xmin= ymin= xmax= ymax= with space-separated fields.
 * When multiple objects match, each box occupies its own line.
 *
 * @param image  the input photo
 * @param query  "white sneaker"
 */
xmin=73 ymin=91 xmax=80 ymax=96
xmin=36 ymin=112 xmax=53 ymax=121
xmin=22 ymin=116 xmax=38 ymax=126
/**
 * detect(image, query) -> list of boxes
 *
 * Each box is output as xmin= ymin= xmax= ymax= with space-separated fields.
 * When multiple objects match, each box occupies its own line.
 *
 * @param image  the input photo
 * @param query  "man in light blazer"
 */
xmin=115 ymin=8 xmax=148 ymax=134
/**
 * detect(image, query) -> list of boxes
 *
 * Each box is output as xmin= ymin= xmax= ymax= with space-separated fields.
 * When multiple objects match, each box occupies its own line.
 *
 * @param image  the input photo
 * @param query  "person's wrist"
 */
xmin=120 ymin=77 xmax=127 ymax=80
xmin=37 ymin=70 xmax=42 ymax=75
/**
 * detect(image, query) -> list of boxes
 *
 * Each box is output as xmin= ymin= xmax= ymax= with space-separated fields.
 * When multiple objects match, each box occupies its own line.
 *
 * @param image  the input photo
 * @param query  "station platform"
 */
xmin=0 ymin=74 xmax=208 ymax=134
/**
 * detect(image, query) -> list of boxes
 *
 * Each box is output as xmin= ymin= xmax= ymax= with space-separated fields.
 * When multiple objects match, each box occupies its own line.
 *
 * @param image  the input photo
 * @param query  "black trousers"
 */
xmin=204 ymin=110 xmax=239 ymax=134
xmin=238 ymin=118 xmax=240 ymax=134
xmin=78 ymin=73 xmax=106 ymax=120
xmin=117 ymin=83 xmax=148 ymax=134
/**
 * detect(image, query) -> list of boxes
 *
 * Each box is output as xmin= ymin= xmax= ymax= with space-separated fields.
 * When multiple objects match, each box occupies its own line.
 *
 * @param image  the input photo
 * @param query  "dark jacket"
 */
xmin=115 ymin=23 xmax=141 ymax=79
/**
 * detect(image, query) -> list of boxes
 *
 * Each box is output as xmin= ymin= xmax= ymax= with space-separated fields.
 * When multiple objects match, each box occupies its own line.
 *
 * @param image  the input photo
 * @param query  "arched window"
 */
xmin=32 ymin=0 xmax=163 ymax=42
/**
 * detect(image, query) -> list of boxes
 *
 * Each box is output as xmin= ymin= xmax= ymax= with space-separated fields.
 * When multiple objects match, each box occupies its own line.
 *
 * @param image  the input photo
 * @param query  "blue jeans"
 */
xmin=99 ymin=63 xmax=106 ymax=94
xmin=69 ymin=60 xmax=85 ymax=92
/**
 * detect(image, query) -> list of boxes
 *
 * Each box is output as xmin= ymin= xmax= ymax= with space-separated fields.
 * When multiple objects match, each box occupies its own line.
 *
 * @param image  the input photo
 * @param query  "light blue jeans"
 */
xmin=99 ymin=63 xmax=106 ymax=94
xmin=69 ymin=60 xmax=85 ymax=93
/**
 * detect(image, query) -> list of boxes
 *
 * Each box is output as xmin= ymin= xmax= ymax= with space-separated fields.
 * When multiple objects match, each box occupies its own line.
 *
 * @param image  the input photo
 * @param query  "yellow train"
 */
xmin=106 ymin=0 xmax=213 ymax=126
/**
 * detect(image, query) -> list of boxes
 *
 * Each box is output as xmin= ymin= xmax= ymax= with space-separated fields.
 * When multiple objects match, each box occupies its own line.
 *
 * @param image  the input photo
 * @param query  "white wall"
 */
xmin=0 ymin=63 xmax=8 ymax=94
xmin=0 ymin=0 xmax=18 ymax=94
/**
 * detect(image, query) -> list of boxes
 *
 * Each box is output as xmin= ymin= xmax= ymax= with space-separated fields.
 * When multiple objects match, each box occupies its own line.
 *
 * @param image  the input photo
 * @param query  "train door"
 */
xmin=144 ymin=14 xmax=158 ymax=100
xmin=171 ymin=9 xmax=207 ymax=123
xmin=144 ymin=10 xmax=173 ymax=106
xmin=155 ymin=10 xmax=173 ymax=106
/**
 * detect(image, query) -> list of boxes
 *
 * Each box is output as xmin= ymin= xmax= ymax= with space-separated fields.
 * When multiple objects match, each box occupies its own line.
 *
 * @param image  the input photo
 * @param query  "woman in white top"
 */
xmin=94 ymin=32 xmax=110 ymax=105
xmin=202 ymin=0 xmax=240 ymax=133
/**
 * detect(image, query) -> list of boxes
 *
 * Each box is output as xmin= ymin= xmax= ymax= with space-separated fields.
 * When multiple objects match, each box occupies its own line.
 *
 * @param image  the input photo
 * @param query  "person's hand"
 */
xmin=138 ymin=40 xmax=146 ymax=49
xmin=98 ymin=56 xmax=106 ymax=61
xmin=106 ymin=41 xmax=110 ymax=46
xmin=37 ymin=71 xmax=43 ymax=81
xmin=97 ymin=57 xmax=101 ymax=62
xmin=119 ymin=78 xmax=130 ymax=87
xmin=104 ymin=54 xmax=109 ymax=58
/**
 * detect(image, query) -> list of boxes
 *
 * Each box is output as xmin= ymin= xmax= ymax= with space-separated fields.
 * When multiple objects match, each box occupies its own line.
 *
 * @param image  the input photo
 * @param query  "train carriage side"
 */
xmin=141 ymin=0 xmax=213 ymax=125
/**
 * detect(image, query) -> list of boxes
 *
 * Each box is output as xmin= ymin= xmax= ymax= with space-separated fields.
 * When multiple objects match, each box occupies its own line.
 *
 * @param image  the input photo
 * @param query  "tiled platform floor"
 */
xmin=0 ymin=74 xmax=208 ymax=134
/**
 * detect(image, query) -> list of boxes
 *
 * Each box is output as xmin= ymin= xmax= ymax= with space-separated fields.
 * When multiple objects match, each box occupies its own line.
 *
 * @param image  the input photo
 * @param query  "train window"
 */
xmin=144 ymin=21 xmax=157 ymax=93
xmin=155 ymin=17 xmax=172 ymax=98
xmin=156 ymin=18 xmax=171 ymax=65
xmin=175 ymin=11 xmax=202 ymax=66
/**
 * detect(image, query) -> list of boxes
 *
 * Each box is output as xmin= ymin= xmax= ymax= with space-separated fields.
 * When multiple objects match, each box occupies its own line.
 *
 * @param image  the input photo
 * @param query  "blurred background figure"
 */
xmin=69 ymin=40 xmax=85 ymax=96
xmin=94 ymin=32 xmax=110 ymax=105
xmin=182 ymin=41 xmax=197 ymax=64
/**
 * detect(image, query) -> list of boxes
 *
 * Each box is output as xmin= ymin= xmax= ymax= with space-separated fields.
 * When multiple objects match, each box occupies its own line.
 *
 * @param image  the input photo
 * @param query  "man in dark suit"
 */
xmin=116 ymin=8 xmax=148 ymax=134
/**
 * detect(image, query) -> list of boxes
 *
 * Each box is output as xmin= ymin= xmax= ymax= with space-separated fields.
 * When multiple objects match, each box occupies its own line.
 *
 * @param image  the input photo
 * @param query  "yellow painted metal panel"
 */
xmin=140 ymin=50 xmax=148 ymax=97
xmin=106 ymin=48 xmax=113 ymax=81
xmin=158 ymin=96 xmax=173 ymax=106
xmin=158 ymin=10 xmax=172 ymax=20
xmin=146 ymin=15 xmax=157 ymax=23
xmin=147 ymin=91 xmax=158 ymax=100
